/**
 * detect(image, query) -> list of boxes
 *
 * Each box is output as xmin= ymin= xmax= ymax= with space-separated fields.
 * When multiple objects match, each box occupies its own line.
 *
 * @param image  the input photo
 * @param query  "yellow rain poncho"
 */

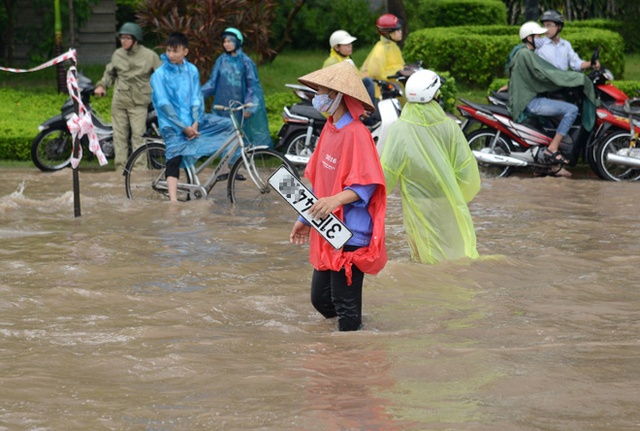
xmin=360 ymin=37 xmax=404 ymax=98
xmin=380 ymin=101 xmax=481 ymax=264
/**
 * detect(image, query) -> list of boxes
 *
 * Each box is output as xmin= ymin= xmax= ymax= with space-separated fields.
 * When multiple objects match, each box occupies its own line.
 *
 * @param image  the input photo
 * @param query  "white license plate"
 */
xmin=268 ymin=165 xmax=353 ymax=250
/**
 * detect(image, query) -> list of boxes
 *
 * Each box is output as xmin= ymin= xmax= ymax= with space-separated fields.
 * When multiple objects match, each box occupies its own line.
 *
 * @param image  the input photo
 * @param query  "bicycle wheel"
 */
xmin=124 ymin=141 xmax=193 ymax=200
xmin=227 ymin=148 xmax=296 ymax=207
xmin=31 ymin=126 xmax=73 ymax=171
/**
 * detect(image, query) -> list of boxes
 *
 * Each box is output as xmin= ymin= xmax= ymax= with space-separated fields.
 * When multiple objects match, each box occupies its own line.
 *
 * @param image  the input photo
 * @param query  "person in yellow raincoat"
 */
xmin=322 ymin=30 xmax=377 ymax=123
xmin=380 ymin=70 xmax=481 ymax=264
xmin=322 ymin=30 xmax=357 ymax=68
xmin=360 ymin=14 xmax=405 ymax=99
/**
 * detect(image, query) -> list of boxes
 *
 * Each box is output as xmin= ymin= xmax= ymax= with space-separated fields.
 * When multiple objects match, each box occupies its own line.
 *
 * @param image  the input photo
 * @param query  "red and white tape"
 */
xmin=0 ymin=49 xmax=77 ymax=73
xmin=66 ymin=65 xmax=107 ymax=168
xmin=1 ymin=49 xmax=107 ymax=167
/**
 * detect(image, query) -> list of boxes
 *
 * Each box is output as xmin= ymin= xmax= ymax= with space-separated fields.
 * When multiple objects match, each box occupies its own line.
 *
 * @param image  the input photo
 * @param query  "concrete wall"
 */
xmin=10 ymin=0 xmax=116 ymax=66
xmin=76 ymin=0 xmax=117 ymax=65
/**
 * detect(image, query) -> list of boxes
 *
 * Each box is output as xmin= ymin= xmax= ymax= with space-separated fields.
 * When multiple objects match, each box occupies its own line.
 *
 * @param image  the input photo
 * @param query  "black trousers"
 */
xmin=166 ymin=155 xmax=182 ymax=179
xmin=310 ymin=246 xmax=365 ymax=331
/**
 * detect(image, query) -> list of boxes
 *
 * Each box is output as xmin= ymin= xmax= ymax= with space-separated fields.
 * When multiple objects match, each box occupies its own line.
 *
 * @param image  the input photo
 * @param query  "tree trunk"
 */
xmin=387 ymin=0 xmax=407 ymax=46
xmin=3 ymin=0 xmax=15 ymax=66
xmin=268 ymin=0 xmax=306 ymax=63
xmin=524 ymin=0 xmax=539 ymax=21
xmin=68 ymin=0 xmax=75 ymax=47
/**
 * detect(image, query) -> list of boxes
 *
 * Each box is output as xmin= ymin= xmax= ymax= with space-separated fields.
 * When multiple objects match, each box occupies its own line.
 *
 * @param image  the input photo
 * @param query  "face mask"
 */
xmin=312 ymin=92 xmax=343 ymax=115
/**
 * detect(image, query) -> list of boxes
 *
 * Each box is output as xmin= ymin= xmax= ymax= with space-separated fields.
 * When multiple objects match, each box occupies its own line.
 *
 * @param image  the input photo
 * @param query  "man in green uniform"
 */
xmin=95 ymin=23 xmax=162 ymax=172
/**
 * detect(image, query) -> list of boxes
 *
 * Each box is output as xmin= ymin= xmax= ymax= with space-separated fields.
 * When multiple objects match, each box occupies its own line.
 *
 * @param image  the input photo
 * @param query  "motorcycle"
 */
xmin=274 ymin=83 xmax=326 ymax=166
xmin=591 ymin=97 xmax=640 ymax=181
xmin=31 ymin=73 xmax=158 ymax=172
xmin=457 ymin=49 xmax=625 ymax=178
xmin=275 ymin=64 xmax=422 ymax=167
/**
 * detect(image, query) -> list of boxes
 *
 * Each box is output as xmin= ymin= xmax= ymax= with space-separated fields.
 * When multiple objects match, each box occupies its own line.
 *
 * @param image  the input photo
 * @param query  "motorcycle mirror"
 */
xmin=603 ymin=69 xmax=614 ymax=81
xmin=591 ymin=46 xmax=600 ymax=67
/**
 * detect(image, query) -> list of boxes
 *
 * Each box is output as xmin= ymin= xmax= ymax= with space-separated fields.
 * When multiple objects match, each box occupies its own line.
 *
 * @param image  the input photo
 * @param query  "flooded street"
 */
xmin=1 ymin=166 xmax=639 ymax=431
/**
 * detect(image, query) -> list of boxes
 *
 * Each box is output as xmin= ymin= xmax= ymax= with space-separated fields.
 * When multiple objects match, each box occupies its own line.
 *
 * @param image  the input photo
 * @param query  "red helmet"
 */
xmin=376 ymin=14 xmax=402 ymax=35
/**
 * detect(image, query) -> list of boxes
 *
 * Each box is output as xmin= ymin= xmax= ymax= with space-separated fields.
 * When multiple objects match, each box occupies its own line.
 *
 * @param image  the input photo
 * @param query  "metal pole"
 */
xmin=54 ymin=0 xmax=66 ymax=93
xmin=70 ymin=64 xmax=82 ymax=217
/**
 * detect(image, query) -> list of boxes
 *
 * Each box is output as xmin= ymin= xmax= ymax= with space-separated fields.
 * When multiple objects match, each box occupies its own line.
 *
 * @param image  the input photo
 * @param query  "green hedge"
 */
xmin=0 ymin=88 xmax=300 ymax=161
xmin=405 ymin=0 xmax=506 ymax=31
xmin=0 ymin=89 xmax=67 ymax=160
xmin=1 ymin=83 xmax=462 ymax=161
xmin=404 ymin=25 xmax=626 ymax=87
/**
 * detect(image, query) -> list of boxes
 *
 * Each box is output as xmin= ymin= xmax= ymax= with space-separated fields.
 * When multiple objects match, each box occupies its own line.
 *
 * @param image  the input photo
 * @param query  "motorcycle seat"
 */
xmin=608 ymin=103 xmax=629 ymax=118
xmin=289 ymin=103 xmax=327 ymax=122
xmin=460 ymin=98 xmax=510 ymax=117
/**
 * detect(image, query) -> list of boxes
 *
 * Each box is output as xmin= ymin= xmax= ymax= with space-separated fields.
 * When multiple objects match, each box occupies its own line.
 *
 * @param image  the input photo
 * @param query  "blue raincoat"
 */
xmin=151 ymin=54 xmax=235 ymax=164
xmin=201 ymin=48 xmax=272 ymax=148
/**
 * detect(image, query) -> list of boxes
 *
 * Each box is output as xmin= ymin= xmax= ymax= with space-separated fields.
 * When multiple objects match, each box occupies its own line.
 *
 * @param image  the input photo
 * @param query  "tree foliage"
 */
xmin=503 ymin=0 xmax=622 ymax=24
xmin=136 ymin=0 xmax=276 ymax=81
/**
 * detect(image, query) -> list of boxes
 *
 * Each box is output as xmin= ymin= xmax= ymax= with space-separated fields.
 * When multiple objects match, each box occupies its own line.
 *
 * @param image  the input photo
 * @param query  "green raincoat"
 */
xmin=381 ymin=102 xmax=481 ymax=264
xmin=508 ymin=46 xmax=596 ymax=131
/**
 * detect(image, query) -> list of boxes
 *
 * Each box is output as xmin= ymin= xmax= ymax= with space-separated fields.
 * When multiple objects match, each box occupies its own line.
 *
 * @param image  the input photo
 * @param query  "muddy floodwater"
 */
xmin=1 ymin=166 xmax=639 ymax=431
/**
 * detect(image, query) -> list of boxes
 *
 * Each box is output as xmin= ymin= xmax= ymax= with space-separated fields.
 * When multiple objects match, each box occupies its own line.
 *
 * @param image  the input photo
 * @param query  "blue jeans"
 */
xmin=525 ymin=97 xmax=578 ymax=136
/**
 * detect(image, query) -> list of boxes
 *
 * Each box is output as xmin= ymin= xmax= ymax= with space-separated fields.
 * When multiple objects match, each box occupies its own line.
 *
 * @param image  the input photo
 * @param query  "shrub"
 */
xmin=0 ymin=89 xmax=68 ymax=160
xmin=404 ymin=25 xmax=625 ymax=87
xmin=137 ymin=0 xmax=277 ymax=80
xmin=264 ymin=92 xmax=299 ymax=142
xmin=0 ymin=87 xmax=299 ymax=160
xmin=405 ymin=0 xmax=507 ymax=31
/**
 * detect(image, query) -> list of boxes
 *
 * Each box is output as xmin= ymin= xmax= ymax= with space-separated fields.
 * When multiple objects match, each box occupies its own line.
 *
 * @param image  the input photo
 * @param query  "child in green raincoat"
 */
xmin=381 ymin=70 xmax=481 ymax=264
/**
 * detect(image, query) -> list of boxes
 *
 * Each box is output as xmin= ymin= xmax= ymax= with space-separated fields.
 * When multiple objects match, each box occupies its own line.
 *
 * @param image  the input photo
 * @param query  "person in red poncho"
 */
xmin=289 ymin=60 xmax=387 ymax=332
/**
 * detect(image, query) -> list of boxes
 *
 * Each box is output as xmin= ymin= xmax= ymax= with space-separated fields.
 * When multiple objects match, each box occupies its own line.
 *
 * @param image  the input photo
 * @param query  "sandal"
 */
xmin=542 ymin=149 xmax=569 ymax=165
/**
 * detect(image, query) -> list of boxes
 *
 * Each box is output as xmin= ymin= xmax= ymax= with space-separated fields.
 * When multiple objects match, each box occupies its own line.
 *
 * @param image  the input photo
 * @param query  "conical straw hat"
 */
xmin=299 ymin=60 xmax=374 ymax=112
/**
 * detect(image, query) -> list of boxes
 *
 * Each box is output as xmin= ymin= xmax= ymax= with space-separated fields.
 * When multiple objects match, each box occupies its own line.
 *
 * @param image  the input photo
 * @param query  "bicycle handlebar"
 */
xmin=213 ymin=102 xmax=257 ymax=111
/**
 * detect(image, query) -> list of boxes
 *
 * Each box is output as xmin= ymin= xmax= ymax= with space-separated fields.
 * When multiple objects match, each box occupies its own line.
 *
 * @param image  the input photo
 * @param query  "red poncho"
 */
xmin=304 ymin=95 xmax=387 ymax=284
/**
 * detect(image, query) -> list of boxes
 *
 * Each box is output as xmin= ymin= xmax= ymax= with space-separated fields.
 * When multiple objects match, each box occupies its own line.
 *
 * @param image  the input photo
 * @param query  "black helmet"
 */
xmin=540 ymin=10 xmax=565 ymax=25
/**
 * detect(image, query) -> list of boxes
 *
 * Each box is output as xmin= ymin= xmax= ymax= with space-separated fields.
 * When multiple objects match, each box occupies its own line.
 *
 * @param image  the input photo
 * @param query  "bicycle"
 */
xmin=123 ymin=101 xmax=297 ymax=207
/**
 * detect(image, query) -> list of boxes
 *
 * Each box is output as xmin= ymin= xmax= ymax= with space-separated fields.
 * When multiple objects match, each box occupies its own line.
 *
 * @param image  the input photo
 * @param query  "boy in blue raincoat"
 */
xmin=201 ymin=27 xmax=272 ymax=149
xmin=151 ymin=32 xmax=235 ymax=202
xmin=381 ymin=70 xmax=481 ymax=264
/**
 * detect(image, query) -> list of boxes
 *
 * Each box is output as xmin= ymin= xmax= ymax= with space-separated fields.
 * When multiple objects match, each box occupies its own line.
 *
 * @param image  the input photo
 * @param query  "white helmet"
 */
xmin=519 ymin=21 xmax=547 ymax=41
xmin=405 ymin=69 xmax=441 ymax=104
xmin=329 ymin=30 xmax=357 ymax=48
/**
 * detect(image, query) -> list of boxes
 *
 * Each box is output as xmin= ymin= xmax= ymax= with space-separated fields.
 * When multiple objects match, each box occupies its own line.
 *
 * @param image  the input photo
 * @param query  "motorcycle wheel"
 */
xmin=31 ymin=126 xmax=73 ymax=172
xmin=585 ymin=142 xmax=605 ymax=179
xmin=466 ymin=128 xmax=513 ymax=178
xmin=284 ymin=130 xmax=319 ymax=159
xmin=594 ymin=130 xmax=640 ymax=181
